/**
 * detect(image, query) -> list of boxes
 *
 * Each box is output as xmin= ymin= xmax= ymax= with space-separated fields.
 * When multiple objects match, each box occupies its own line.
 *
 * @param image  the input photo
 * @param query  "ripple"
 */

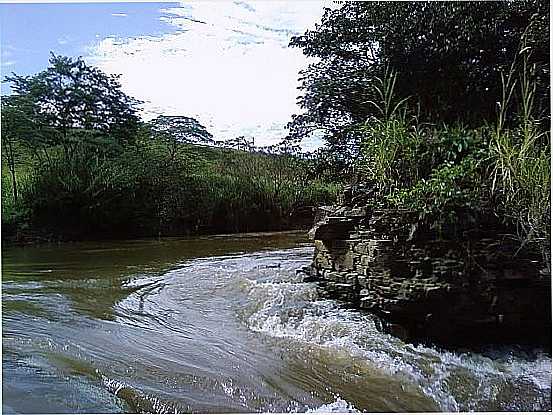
xmin=3 ymin=240 xmax=551 ymax=413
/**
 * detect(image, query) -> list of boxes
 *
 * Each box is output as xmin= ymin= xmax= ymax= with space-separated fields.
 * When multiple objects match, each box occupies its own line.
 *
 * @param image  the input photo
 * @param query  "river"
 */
xmin=2 ymin=231 xmax=551 ymax=413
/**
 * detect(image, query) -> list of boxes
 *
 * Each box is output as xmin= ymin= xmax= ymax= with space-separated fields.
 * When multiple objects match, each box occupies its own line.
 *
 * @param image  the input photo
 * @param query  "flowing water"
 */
xmin=2 ymin=231 xmax=551 ymax=413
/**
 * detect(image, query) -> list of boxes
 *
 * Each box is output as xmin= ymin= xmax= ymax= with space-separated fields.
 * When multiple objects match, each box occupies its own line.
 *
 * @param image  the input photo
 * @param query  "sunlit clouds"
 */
xmin=88 ymin=1 xmax=333 ymax=148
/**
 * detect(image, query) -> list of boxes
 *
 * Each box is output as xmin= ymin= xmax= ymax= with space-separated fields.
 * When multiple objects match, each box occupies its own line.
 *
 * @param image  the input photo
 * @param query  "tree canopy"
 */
xmin=149 ymin=115 xmax=214 ymax=145
xmin=4 ymin=54 xmax=142 ymax=151
xmin=289 ymin=1 xmax=550 ymax=148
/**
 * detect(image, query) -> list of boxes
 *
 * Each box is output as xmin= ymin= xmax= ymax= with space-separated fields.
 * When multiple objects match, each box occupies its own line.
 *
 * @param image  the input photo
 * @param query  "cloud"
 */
xmin=111 ymin=13 xmax=127 ymax=17
xmin=233 ymin=0 xmax=256 ymax=13
xmin=89 ymin=1 xmax=334 ymax=148
xmin=1 ymin=46 xmax=23 ymax=70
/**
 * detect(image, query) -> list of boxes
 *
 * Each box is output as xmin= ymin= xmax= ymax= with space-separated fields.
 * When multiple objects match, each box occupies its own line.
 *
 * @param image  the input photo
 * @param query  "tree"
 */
xmin=4 ymin=54 xmax=141 ymax=160
xmin=289 ymin=1 xmax=549 ymax=151
xmin=148 ymin=115 xmax=213 ymax=161
xmin=219 ymin=135 xmax=255 ymax=152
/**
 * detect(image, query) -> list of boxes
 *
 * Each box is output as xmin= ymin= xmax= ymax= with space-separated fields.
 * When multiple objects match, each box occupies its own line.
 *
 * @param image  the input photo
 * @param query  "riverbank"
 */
xmin=2 ymin=138 xmax=340 ymax=248
xmin=1 ymin=219 xmax=315 ymax=248
xmin=306 ymin=185 xmax=551 ymax=348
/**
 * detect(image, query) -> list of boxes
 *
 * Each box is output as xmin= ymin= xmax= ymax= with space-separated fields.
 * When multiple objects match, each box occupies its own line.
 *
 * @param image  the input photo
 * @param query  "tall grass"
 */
xmin=359 ymin=69 xmax=425 ymax=193
xmin=2 ymin=140 xmax=339 ymax=240
xmin=488 ymin=41 xmax=550 ymax=243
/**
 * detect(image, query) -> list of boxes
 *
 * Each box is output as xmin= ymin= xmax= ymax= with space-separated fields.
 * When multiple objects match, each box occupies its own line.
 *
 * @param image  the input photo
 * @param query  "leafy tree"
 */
xmin=302 ymin=147 xmax=351 ymax=183
xmin=148 ymin=115 xmax=213 ymax=161
xmin=219 ymin=135 xmax=255 ymax=152
xmin=4 ymin=54 xmax=141 ymax=160
xmin=289 ymin=1 xmax=549 ymax=152
xmin=1 ymin=55 xmax=339 ymax=242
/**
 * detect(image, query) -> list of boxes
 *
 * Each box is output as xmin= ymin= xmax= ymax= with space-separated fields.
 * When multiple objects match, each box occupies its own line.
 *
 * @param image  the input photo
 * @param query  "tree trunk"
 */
xmin=9 ymin=164 xmax=18 ymax=205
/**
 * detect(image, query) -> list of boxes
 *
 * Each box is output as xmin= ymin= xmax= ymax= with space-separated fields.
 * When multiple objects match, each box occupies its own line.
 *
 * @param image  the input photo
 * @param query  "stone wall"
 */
xmin=307 ymin=188 xmax=551 ymax=346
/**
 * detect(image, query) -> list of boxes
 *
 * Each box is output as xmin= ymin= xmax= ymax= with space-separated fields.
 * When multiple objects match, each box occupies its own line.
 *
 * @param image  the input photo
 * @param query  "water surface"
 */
xmin=2 ymin=232 xmax=551 ymax=413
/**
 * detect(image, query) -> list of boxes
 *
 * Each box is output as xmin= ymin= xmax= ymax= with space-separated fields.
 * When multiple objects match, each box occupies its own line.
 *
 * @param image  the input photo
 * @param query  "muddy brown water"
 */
xmin=2 ymin=231 xmax=551 ymax=413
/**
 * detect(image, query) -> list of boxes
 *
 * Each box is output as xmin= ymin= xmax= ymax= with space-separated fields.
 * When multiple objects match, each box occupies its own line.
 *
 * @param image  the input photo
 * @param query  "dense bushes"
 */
xmin=1 ymin=55 xmax=339 ymax=242
xmin=289 ymin=1 xmax=549 ymax=146
xmin=2 ymin=139 xmax=339 ymax=241
xmin=288 ymin=1 xmax=550 ymax=254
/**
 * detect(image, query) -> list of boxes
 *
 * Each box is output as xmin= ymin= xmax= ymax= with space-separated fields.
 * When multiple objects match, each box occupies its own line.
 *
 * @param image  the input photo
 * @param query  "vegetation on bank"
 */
xmin=1 ymin=56 xmax=339 ymax=242
xmin=2 ymin=1 xmax=550 ymax=255
xmin=358 ymin=47 xmax=550 ymax=244
xmin=289 ymin=1 xmax=550 ymax=255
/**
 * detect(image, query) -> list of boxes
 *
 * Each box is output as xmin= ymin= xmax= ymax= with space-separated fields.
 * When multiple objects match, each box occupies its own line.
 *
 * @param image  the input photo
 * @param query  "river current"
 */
xmin=2 ymin=232 xmax=551 ymax=413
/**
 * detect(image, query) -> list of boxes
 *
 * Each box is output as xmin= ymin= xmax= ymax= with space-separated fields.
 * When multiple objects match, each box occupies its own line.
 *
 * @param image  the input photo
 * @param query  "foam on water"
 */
xmin=4 ymin=240 xmax=550 ymax=413
xmin=100 ymin=374 xmax=182 ymax=413
xmin=241 ymin=276 xmax=552 ymax=412
xmin=305 ymin=397 xmax=359 ymax=413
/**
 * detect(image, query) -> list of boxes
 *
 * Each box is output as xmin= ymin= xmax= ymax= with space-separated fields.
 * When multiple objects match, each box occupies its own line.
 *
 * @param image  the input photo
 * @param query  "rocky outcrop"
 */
xmin=308 ymin=186 xmax=551 ymax=346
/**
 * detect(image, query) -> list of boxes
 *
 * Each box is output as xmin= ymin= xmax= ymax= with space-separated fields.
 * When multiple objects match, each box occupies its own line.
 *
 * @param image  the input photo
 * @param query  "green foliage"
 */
xmin=2 ymin=161 xmax=33 ymax=237
xmin=356 ymin=70 xmax=487 ymax=196
xmin=488 ymin=42 xmax=551 ymax=242
xmin=302 ymin=147 xmax=350 ymax=183
xmin=149 ymin=115 xmax=213 ymax=144
xmin=359 ymin=116 xmax=408 ymax=191
xmin=365 ymin=67 xmax=410 ymax=122
xmin=357 ymin=57 xmax=549 ymax=248
xmin=489 ymin=129 xmax=550 ymax=241
xmin=18 ymin=142 xmax=337 ymax=235
xmin=2 ymin=135 xmax=338 ymax=239
xmin=1 ymin=54 xmax=338 ymax=242
xmin=389 ymin=157 xmax=482 ymax=223
xmin=148 ymin=115 xmax=214 ymax=161
xmin=4 ymin=54 xmax=141 ymax=153
xmin=289 ymin=0 xmax=549 ymax=176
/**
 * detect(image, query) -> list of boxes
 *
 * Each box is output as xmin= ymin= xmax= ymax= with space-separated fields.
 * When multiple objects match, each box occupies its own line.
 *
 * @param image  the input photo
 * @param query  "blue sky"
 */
xmin=1 ymin=3 xmax=178 ymax=86
xmin=1 ymin=1 xmax=332 ymax=149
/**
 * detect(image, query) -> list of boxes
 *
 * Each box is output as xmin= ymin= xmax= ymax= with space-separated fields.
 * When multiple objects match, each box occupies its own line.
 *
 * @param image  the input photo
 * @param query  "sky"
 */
xmin=0 ymin=1 xmax=334 ymax=149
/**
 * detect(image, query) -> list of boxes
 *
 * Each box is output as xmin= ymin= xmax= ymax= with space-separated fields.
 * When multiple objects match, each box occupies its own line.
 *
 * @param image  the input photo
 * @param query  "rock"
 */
xmin=387 ymin=323 xmax=409 ymax=341
xmin=307 ymin=188 xmax=551 ymax=347
xmin=309 ymin=218 xmax=355 ymax=241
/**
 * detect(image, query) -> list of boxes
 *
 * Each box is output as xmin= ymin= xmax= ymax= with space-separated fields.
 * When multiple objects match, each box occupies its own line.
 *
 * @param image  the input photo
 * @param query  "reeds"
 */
xmin=489 ymin=32 xmax=550 ymax=243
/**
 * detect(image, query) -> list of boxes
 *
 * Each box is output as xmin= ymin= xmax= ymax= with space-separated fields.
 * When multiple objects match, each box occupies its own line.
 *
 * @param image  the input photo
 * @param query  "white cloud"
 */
xmin=111 ymin=13 xmax=128 ymax=17
xmin=88 ymin=1 xmax=334 ymax=149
